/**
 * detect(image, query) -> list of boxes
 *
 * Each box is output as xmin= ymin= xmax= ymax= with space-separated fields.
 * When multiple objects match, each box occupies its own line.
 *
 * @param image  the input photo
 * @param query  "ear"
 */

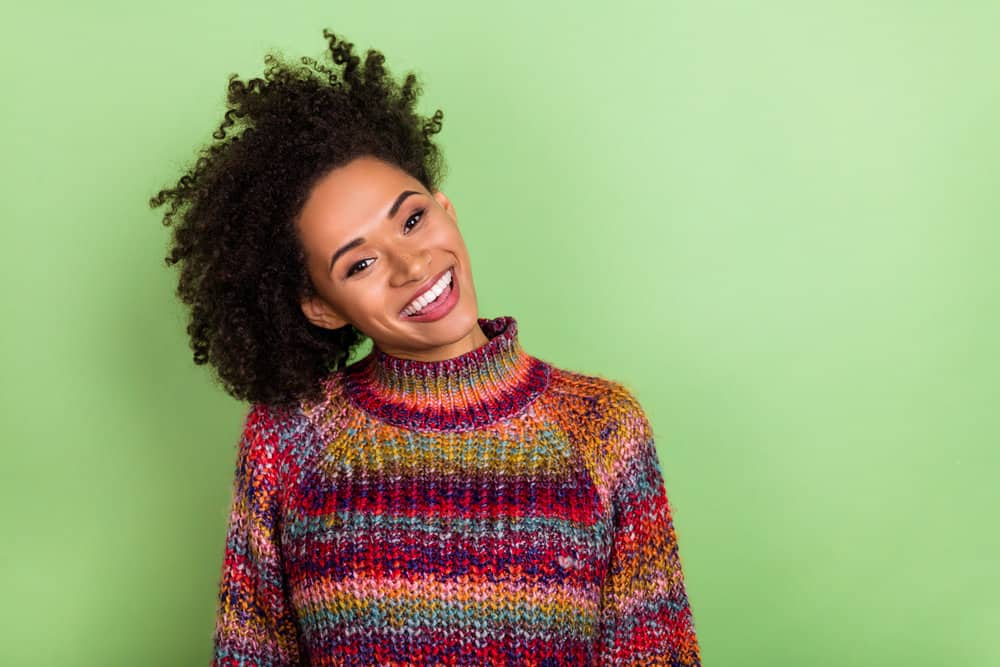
xmin=433 ymin=190 xmax=457 ymax=222
xmin=300 ymin=294 xmax=350 ymax=331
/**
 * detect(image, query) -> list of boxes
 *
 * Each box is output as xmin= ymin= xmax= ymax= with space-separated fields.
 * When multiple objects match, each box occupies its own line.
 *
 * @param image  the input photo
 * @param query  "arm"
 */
xmin=212 ymin=404 xmax=303 ymax=667
xmin=597 ymin=390 xmax=702 ymax=666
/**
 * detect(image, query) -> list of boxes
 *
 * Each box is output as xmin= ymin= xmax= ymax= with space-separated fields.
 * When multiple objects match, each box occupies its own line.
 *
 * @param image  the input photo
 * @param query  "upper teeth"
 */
xmin=403 ymin=269 xmax=452 ymax=316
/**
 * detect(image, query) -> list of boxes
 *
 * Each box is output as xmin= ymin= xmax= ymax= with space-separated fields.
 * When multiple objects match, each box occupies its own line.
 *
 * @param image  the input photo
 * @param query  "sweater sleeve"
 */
xmin=597 ymin=390 xmax=702 ymax=666
xmin=211 ymin=404 xmax=303 ymax=667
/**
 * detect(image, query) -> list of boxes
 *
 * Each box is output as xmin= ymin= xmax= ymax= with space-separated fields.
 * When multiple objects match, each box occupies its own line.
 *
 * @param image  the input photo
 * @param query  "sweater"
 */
xmin=211 ymin=315 xmax=701 ymax=666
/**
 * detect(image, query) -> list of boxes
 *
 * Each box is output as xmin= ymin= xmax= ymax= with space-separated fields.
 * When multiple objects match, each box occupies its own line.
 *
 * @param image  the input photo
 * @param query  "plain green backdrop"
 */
xmin=2 ymin=1 xmax=997 ymax=665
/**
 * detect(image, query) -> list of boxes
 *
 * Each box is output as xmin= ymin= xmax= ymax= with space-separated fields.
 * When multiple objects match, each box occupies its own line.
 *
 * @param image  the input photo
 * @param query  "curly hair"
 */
xmin=149 ymin=29 xmax=447 ymax=408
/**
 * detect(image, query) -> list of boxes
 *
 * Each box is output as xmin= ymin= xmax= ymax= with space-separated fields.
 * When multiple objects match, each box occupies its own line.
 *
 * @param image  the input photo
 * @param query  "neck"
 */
xmin=341 ymin=315 xmax=551 ymax=431
xmin=374 ymin=320 xmax=491 ymax=363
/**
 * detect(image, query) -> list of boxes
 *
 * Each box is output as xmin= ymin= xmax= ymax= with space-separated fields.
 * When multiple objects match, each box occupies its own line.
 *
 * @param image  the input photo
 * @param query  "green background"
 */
xmin=3 ymin=1 xmax=997 ymax=665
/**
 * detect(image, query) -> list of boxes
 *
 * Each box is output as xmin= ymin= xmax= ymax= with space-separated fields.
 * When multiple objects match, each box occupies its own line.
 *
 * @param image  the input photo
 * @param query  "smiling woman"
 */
xmin=149 ymin=29 xmax=451 ymax=408
xmin=295 ymin=155 xmax=488 ymax=361
xmin=149 ymin=27 xmax=701 ymax=667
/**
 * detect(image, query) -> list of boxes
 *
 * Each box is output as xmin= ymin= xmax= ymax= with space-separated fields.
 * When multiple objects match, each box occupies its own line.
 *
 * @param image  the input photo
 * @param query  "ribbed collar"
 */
xmin=341 ymin=315 xmax=551 ymax=431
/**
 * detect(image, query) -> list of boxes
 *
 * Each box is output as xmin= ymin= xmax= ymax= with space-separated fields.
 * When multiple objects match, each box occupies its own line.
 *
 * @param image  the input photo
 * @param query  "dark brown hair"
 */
xmin=149 ymin=29 xmax=447 ymax=408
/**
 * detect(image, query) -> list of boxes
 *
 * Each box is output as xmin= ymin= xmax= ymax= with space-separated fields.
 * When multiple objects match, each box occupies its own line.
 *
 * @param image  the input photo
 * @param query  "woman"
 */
xmin=150 ymin=28 xmax=701 ymax=667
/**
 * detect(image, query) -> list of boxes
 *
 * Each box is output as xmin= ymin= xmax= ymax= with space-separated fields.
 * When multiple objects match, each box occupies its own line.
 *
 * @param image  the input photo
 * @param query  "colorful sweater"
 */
xmin=212 ymin=315 xmax=701 ymax=666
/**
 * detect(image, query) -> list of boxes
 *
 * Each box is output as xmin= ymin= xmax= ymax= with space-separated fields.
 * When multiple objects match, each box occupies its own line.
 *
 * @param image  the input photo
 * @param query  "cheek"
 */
xmin=358 ymin=279 xmax=399 ymax=314
xmin=438 ymin=224 xmax=468 ymax=255
xmin=422 ymin=226 xmax=461 ymax=258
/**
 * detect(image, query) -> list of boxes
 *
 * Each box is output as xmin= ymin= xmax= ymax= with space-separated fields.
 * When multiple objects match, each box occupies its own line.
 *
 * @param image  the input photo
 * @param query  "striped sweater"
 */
xmin=212 ymin=315 xmax=701 ymax=666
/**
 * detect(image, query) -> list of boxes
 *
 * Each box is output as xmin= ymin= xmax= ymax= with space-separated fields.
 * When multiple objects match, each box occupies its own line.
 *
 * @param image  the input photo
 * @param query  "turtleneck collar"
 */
xmin=341 ymin=315 xmax=551 ymax=431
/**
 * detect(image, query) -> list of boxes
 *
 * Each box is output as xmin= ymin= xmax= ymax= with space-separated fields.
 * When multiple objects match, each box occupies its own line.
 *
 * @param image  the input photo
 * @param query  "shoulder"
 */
xmin=295 ymin=364 xmax=365 ymax=444
xmin=540 ymin=362 xmax=650 ymax=429
xmin=236 ymin=401 xmax=320 ymax=487
xmin=241 ymin=401 xmax=311 ymax=449
xmin=536 ymin=362 xmax=653 ymax=510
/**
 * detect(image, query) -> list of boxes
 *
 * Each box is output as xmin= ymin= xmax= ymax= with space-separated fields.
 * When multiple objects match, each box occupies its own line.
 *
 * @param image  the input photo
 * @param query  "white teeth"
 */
xmin=403 ymin=269 xmax=453 ymax=316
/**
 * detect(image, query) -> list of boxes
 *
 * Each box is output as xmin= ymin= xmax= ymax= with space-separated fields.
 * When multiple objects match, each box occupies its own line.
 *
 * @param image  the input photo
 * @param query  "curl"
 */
xmin=148 ymin=28 xmax=446 ymax=407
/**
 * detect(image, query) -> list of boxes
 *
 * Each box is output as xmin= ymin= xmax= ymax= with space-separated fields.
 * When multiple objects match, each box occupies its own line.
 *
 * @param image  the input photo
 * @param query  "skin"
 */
xmin=297 ymin=155 xmax=490 ymax=362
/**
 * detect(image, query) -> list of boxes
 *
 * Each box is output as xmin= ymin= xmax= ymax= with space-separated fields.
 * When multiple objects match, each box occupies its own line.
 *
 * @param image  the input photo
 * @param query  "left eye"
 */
xmin=404 ymin=209 xmax=425 ymax=232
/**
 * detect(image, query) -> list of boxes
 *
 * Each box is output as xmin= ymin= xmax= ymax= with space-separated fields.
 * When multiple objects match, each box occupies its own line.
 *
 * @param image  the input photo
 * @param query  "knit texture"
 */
xmin=212 ymin=315 xmax=701 ymax=666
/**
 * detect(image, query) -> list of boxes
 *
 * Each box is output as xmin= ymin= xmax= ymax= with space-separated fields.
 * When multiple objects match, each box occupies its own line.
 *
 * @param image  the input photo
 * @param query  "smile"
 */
xmin=401 ymin=267 xmax=455 ymax=317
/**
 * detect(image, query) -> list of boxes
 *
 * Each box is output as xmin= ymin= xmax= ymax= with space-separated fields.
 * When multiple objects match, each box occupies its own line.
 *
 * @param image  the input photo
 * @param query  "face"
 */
xmin=296 ymin=155 xmax=487 ymax=361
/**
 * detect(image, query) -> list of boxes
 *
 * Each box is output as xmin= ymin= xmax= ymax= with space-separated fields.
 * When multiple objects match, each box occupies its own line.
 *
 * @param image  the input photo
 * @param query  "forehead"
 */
xmin=297 ymin=156 xmax=420 ymax=240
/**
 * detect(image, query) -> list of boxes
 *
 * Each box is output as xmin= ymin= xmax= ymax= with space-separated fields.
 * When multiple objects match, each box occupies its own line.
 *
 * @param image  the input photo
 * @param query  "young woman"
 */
xmin=150 ymin=29 xmax=701 ymax=667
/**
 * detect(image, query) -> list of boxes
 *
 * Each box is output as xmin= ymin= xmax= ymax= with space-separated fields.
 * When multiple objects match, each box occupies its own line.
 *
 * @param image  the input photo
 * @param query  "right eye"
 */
xmin=346 ymin=258 xmax=373 ymax=277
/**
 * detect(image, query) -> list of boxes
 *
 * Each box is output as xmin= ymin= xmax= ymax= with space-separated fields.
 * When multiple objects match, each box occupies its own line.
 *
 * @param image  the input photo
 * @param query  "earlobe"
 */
xmin=300 ymin=295 xmax=348 ymax=330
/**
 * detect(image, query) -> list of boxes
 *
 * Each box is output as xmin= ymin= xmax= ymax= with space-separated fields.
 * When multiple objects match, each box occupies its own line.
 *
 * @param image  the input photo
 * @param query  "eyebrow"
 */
xmin=327 ymin=189 xmax=421 ymax=273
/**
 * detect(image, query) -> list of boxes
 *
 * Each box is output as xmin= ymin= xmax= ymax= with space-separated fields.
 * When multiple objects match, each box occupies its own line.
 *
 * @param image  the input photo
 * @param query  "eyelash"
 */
xmin=346 ymin=208 xmax=426 ymax=277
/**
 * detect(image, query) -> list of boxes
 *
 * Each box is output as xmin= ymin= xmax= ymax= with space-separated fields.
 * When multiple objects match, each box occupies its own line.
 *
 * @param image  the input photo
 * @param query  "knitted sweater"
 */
xmin=212 ymin=315 xmax=701 ymax=666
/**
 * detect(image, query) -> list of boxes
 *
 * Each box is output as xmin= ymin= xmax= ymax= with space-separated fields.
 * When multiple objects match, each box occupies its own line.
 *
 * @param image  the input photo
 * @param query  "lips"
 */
xmin=400 ymin=266 xmax=452 ymax=316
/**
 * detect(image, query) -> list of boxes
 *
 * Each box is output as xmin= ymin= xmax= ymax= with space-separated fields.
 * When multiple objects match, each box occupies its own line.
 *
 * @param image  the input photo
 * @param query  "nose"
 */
xmin=389 ymin=248 xmax=432 ymax=288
